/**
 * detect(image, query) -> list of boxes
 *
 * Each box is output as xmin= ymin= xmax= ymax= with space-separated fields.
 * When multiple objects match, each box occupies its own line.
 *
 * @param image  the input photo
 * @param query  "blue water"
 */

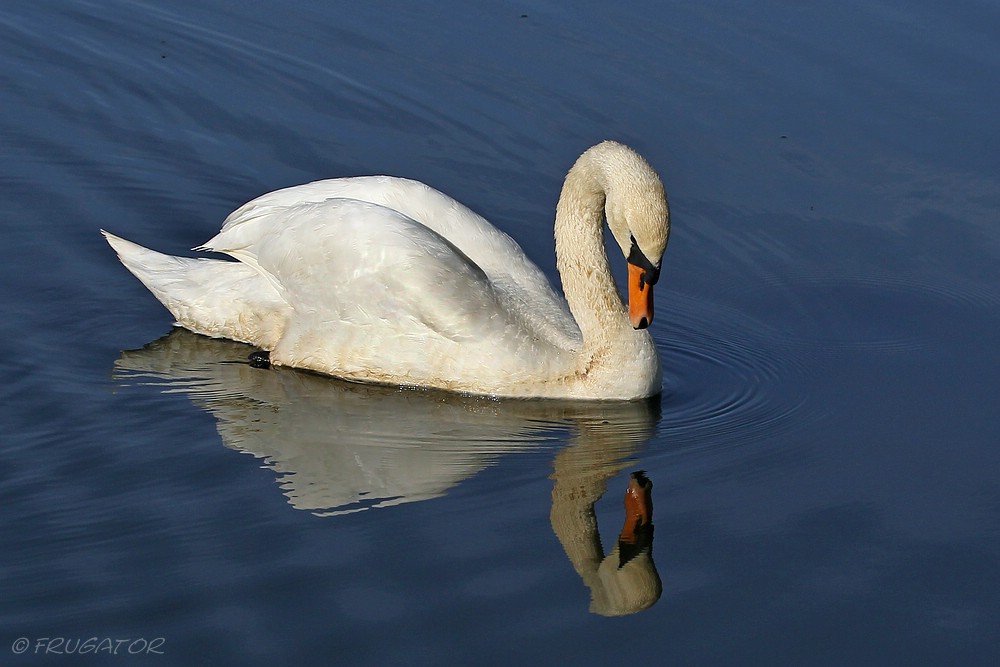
xmin=3 ymin=0 xmax=999 ymax=664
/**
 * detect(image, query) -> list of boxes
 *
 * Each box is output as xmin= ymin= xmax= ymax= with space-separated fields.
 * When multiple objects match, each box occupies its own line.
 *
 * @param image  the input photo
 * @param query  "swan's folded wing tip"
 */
xmin=101 ymin=229 xmax=139 ymax=255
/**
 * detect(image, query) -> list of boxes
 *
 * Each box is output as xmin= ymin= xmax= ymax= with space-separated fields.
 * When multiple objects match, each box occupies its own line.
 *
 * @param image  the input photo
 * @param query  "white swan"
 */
xmin=103 ymin=141 xmax=670 ymax=400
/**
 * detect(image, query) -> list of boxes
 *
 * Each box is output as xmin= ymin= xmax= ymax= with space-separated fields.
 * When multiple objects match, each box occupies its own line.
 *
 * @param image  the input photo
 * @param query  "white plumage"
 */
xmin=104 ymin=141 xmax=670 ymax=399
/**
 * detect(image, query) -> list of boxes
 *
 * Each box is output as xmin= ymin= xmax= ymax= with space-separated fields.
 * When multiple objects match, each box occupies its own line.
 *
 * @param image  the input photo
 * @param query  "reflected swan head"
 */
xmin=590 ymin=472 xmax=660 ymax=616
xmin=590 ymin=540 xmax=661 ymax=616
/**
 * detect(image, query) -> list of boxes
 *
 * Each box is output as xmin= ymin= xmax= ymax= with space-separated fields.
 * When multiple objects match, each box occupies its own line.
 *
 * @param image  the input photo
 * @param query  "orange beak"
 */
xmin=628 ymin=262 xmax=654 ymax=329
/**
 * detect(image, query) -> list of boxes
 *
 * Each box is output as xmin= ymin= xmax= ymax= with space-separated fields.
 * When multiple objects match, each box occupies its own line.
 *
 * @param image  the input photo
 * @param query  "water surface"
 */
xmin=2 ymin=1 xmax=999 ymax=664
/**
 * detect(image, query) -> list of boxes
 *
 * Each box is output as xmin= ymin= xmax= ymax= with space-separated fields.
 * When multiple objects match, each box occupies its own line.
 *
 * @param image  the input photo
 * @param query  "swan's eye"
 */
xmin=627 ymin=235 xmax=660 ymax=287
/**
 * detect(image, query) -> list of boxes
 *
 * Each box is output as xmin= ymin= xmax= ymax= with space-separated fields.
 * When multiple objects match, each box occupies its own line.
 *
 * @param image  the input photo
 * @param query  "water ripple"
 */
xmin=654 ymin=270 xmax=1000 ymax=453
xmin=656 ymin=296 xmax=818 ymax=450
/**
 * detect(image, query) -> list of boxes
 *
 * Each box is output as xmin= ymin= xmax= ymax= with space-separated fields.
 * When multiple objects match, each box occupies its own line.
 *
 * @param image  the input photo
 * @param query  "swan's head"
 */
xmin=597 ymin=142 xmax=670 ymax=330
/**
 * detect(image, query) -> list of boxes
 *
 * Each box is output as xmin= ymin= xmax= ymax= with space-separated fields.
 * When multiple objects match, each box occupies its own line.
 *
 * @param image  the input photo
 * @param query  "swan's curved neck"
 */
xmin=554 ymin=154 xmax=632 ymax=351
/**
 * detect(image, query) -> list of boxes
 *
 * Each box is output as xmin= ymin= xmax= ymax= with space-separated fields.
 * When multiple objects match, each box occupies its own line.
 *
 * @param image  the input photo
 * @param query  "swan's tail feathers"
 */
xmin=102 ymin=230 xmax=288 ymax=347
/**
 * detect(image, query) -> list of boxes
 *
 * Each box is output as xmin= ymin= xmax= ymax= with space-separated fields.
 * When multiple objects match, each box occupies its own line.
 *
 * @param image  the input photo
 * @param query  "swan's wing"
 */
xmin=208 ymin=176 xmax=583 ymax=349
xmin=201 ymin=198 xmax=567 ymax=359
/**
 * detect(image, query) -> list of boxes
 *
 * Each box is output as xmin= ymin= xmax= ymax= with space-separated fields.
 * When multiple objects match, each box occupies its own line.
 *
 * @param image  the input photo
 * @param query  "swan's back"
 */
xmin=203 ymin=176 xmax=582 ymax=351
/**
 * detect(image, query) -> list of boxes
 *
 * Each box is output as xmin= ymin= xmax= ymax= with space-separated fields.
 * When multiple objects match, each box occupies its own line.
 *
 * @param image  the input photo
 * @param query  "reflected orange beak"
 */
xmin=628 ymin=262 xmax=654 ymax=329
xmin=619 ymin=472 xmax=653 ymax=545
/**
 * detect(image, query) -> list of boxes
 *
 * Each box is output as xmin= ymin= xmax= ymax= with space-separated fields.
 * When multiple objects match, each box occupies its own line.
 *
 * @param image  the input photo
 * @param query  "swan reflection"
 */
xmin=115 ymin=329 xmax=662 ymax=614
